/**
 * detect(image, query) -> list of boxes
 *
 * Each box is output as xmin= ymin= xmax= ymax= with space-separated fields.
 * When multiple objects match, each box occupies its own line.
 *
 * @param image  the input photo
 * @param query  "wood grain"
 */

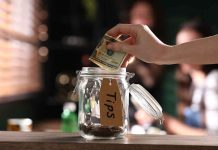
xmin=0 ymin=131 xmax=218 ymax=150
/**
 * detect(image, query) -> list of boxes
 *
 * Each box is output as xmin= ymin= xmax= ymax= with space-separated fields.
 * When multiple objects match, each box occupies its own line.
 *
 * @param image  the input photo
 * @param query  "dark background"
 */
xmin=45 ymin=0 xmax=218 ymax=94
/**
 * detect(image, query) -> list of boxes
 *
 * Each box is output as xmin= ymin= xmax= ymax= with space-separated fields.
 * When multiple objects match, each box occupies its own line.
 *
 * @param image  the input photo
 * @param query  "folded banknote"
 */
xmin=89 ymin=34 xmax=127 ymax=71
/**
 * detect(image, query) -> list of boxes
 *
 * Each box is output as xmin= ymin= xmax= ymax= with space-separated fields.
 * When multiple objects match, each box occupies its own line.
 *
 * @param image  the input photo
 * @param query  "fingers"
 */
xmin=107 ymin=24 xmax=138 ymax=38
xmin=121 ymin=54 xmax=133 ymax=67
xmin=106 ymin=24 xmax=142 ymax=53
xmin=107 ymin=36 xmax=135 ymax=53
xmin=107 ymin=42 xmax=135 ymax=54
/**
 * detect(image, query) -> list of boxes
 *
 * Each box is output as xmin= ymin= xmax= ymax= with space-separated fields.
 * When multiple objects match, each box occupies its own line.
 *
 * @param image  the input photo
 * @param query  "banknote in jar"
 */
xmin=89 ymin=34 xmax=127 ymax=71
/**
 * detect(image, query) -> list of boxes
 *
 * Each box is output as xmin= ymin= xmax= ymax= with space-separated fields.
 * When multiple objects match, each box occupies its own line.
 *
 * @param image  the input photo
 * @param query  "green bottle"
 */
xmin=61 ymin=102 xmax=78 ymax=132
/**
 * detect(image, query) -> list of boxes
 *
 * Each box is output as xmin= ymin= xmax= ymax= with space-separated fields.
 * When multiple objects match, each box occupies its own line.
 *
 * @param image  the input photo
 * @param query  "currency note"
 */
xmin=89 ymin=34 xmax=127 ymax=71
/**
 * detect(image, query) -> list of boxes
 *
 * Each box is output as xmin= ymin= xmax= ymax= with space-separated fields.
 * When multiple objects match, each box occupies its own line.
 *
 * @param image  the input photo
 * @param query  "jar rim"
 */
xmin=80 ymin=67 xmax=127 ymax=75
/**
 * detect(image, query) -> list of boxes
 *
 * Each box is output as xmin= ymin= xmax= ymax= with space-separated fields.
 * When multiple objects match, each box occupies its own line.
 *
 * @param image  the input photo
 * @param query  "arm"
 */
xmin=163 ymin=35 xmax=218 ymax=64
xmin=107 ymin=24 xmax=218 ymax=65
xmin=164 ymin=114 xmax=207 ymax=135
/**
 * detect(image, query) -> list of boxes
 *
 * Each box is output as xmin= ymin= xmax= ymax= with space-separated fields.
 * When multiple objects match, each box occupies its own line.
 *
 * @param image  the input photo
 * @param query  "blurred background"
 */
xmin=0 ymin=0 xmax=218 ymax=135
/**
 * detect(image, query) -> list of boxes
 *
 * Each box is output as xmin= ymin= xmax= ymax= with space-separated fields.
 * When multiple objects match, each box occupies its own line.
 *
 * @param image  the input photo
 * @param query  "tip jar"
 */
xmin=75 ymin=67 xmax=163 ymax=140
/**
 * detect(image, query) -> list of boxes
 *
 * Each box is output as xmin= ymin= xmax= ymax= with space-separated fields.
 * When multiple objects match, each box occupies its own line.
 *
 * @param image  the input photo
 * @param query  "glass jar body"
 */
xmin=77 ymin=67 xmax=130 ymax=139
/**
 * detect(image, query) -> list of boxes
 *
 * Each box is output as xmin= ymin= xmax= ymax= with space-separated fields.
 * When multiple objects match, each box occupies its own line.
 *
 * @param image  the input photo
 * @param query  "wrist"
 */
xmin=155 ymin=43 xmax=172 ymax=64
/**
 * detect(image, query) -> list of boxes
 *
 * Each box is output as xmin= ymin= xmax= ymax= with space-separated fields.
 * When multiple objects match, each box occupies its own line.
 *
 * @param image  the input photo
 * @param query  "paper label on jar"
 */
xmin=89 ymin=34 xmax=127 ymax=71
xmin=99 ymin=78 xmax=123 ymax=126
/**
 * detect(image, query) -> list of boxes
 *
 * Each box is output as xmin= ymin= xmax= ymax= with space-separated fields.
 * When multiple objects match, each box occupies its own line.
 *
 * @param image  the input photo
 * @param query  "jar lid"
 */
xmin=129 ymin=84 xmax=163 ymax=121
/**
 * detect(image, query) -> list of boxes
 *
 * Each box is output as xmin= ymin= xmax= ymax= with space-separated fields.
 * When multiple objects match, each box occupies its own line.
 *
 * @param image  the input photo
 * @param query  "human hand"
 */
xmin=121 ymin=54 xmax=132 ymax=67
xmin=106 ymin=24 xmax=168 ymax=64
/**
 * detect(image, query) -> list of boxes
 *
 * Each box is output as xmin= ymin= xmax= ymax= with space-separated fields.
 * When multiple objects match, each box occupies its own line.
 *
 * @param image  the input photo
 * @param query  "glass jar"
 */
xmin=7 ymin=118 xmax=32 ymax=132
xmin=75 ymin=67 xmax=162 ymax=140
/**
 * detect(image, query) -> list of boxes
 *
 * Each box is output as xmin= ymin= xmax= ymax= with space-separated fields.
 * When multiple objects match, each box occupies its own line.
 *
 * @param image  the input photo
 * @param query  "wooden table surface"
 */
xmin=0 ymin=131 xmax=218 ymax=150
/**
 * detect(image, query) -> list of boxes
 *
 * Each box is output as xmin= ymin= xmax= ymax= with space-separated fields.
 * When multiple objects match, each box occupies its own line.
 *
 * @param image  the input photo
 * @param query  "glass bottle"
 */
xmin=61 ymin=102 xmax=78 ymax=132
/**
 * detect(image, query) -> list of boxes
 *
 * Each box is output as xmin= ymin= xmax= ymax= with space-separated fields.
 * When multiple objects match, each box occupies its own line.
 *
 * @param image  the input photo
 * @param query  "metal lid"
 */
xmin=129 ymin=84 xmax=163 ymax=121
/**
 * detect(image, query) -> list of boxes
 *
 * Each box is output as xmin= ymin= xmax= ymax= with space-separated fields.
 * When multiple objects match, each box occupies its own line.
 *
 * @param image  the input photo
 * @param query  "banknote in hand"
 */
xmin=89 ymin=34 xmax=127 ymax=71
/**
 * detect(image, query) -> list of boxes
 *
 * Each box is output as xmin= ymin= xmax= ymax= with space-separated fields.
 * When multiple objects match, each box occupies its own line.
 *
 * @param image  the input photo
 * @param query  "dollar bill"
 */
xmin=89 ymin=34 xmax=127 ymax=71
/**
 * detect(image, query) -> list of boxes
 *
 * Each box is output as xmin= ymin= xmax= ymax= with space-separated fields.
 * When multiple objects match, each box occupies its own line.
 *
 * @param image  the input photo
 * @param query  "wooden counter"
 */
xmin=0 ymin=131 xmax=218 ymax=150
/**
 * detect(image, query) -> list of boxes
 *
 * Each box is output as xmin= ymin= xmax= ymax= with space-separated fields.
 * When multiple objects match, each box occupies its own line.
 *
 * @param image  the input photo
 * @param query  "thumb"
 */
xmin=107 ymin=42 xmax=135 ymax=53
